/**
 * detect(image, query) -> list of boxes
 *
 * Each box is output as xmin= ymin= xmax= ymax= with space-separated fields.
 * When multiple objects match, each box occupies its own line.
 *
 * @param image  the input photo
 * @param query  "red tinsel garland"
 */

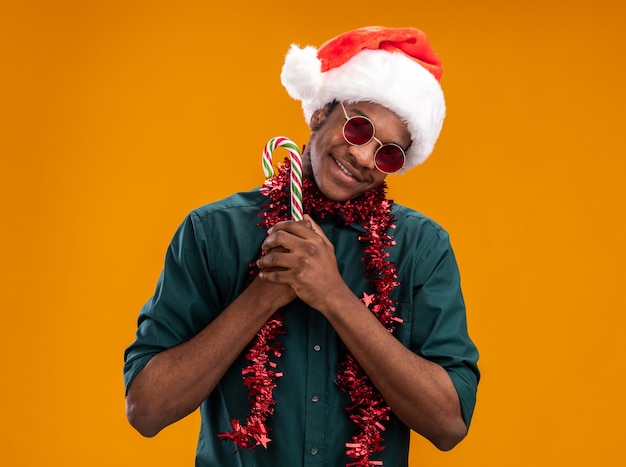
xmin=219 ymin=159 xmax=402 ymax=466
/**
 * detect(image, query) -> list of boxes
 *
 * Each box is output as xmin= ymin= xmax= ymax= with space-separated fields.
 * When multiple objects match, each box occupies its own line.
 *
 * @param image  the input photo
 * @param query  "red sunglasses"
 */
xmin=340 ymin=102 xmax=406 ymax=174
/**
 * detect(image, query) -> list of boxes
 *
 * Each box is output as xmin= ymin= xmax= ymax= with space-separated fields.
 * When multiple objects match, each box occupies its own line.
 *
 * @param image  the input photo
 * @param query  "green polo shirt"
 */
xmin=123 ymin=188 xmax=479 ymax=466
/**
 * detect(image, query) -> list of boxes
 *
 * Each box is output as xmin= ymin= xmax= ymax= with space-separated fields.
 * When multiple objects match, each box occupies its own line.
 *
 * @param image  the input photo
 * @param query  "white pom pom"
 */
xmin=280 ymin=45 xmax=322 ymax=102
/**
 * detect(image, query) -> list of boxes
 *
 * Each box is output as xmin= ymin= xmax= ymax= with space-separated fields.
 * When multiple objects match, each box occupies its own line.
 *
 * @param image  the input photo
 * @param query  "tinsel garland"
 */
xmin=219 ymin=159 xmax=402 ymax=466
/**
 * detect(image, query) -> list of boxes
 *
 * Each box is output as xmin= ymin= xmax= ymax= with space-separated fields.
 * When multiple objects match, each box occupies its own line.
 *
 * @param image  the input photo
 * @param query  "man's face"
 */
xmin=305 ymin=101 xmax=411 ymax=202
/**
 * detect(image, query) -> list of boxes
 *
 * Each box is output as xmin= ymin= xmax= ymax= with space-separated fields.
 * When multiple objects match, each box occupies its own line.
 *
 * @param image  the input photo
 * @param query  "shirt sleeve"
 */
xmin=410 ymin=226 xmax=480 ymax=428
xmin=123 ymin=211 xmax=218 ymax=392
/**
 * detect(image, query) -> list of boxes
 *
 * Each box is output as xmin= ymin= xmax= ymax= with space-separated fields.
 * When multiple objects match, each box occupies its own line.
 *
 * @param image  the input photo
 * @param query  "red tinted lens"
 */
xmin=375 ymin=144 xmax=405 ymax=173
xmin=343 ymin=117 xmax=375 ymax=145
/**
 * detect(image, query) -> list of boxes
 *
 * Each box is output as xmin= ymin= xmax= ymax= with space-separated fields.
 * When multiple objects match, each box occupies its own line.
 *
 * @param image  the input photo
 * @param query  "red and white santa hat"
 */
xmin=280 ymin=26 xmax=446 ymax=172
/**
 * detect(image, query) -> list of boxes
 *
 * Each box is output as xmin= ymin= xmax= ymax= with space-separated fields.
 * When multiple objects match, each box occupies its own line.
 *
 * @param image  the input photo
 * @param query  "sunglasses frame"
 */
xmin=339 ymin=101 xmax=406 ymax=174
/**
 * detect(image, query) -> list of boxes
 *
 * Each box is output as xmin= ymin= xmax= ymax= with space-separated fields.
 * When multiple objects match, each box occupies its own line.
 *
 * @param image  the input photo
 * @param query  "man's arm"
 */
xmin=257 ymin=215 xmax=468 ymax=451
xmin=312 ymin=290 xmax=467 ymax=451
xmin=125 ymin=277 xmax=294 ymax=437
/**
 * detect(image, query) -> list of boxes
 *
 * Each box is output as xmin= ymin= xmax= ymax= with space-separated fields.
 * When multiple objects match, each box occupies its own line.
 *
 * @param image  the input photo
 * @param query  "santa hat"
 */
xmin=280 ymin=26 xmax=446 ymax=171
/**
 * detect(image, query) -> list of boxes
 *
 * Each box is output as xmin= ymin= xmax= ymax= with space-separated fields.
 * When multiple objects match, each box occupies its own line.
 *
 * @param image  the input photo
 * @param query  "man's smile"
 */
xmin=334 ymin=158 xmax=356 ymax=178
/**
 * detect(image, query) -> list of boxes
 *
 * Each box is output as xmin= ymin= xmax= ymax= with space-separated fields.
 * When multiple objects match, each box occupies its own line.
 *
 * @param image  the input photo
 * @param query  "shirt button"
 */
xmin=310 ymin=447 xmax=318 ymax=455
xmin=313 ymin=344 xmax=321 ymax=352
xmin=311 ymin=395 xmax=319 ymax=403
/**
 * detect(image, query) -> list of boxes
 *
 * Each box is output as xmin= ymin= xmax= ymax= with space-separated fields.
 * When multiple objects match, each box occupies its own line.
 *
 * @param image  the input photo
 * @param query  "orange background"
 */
xmin=2 ymin=1 xmax=625 ymax=465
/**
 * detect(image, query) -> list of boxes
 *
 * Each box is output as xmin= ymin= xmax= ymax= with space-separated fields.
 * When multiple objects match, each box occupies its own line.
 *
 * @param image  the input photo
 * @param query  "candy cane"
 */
xmin=262 ymin=136 xmax=303 ymax=221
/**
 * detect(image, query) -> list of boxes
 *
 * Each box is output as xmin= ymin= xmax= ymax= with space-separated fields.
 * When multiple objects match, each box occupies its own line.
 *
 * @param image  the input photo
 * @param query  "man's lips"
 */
xmin=334 ymin=157 xmax=363 ymax=182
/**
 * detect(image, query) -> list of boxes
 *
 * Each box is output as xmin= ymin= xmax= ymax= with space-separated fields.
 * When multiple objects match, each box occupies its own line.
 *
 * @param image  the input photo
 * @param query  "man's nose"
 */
xmin=347 ymin=142 xmax=377 ymax=170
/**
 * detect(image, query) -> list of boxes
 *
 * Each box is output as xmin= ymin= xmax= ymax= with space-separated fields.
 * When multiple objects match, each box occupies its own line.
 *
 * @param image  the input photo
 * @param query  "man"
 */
xmin=124 ymin=26 xmax=479 ymax=466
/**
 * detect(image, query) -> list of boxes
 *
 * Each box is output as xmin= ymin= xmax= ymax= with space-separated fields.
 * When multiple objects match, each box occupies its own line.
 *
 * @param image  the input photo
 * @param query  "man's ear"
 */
xmin=309 ymin=103 xmax=334 ymax=131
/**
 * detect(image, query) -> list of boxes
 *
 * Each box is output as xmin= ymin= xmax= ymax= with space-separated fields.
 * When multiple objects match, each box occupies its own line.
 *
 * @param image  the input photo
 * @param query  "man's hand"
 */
xmin=256 ymin=214 xmax=350 ymax=312
xmin=249 ymin=246 xmax=297 ymax=310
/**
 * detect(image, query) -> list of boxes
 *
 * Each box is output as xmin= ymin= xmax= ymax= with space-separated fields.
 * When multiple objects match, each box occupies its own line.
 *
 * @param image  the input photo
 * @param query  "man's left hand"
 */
xmin=257 ymin=214 xmax=350 ymax=312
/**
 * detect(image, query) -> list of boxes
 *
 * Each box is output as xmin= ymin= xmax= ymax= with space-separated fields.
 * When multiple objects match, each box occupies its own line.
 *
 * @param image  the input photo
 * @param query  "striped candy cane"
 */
xmin=262 ymin=136 xmax=303 ymax=221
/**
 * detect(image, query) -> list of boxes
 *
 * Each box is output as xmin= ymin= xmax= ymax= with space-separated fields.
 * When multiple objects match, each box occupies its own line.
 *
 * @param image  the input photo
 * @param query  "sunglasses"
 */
xmin=339 ymin=101 xmax=406 ymax=174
